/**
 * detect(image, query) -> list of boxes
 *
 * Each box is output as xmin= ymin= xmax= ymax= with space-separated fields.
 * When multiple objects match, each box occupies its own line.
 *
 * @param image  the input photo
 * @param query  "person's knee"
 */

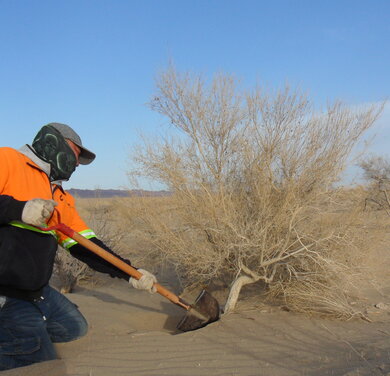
xmin=68 ymin=310 xmax=88 ymax=340
xmin=76 ymin=314 xmax=88 ymax=339
xmin=44 ymin=288 xmax=89 ymax=343
xmin=49 ymin=312 xmax=88 ymax=343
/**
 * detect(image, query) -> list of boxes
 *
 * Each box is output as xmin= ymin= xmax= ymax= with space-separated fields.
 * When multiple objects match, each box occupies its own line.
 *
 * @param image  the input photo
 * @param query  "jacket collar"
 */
xmin=19 ymin=144 xmax=51 ymax=176
xmin=18 ymin=145 xmax=64 ymax=187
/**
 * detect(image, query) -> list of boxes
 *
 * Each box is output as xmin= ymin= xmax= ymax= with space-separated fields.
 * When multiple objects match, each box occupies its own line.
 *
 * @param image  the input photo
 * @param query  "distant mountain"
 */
xmin=67 ymin=188 xmax=171 ymax=198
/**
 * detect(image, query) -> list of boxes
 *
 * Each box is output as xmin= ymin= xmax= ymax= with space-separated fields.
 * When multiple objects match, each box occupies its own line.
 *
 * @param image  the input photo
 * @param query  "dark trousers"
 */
xmin=0 ymin=285 xmax=88 ymax=371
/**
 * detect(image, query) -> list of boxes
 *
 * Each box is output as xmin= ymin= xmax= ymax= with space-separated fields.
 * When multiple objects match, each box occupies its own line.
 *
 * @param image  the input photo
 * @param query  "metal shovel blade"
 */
xmin=176 ymin=290 xmax=220 ymax=332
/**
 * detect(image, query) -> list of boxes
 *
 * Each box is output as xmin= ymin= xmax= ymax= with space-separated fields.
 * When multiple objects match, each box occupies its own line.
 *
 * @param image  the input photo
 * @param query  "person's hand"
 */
xmin=22 ymin=199 xmax=57 ymax=226
xmin=129 ymin=269 xmax=157 ymax=293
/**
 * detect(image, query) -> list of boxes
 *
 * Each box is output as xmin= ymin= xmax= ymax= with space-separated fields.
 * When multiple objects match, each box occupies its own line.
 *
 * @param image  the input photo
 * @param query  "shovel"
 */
xmin=39 ymin=222 xmax=220 ymax=332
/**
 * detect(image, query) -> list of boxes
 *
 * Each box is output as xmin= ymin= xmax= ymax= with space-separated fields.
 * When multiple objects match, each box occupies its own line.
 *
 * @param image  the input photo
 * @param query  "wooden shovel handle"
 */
xmin=42 ymin=223 xmax=191 ymax=311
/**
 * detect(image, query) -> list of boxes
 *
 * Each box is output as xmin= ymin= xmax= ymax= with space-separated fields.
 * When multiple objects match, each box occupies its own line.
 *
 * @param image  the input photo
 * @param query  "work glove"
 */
xmin=22 ymin=198 xmax=57 ymax=226
xmin=129 ymin=269 xmax=157 ymax=293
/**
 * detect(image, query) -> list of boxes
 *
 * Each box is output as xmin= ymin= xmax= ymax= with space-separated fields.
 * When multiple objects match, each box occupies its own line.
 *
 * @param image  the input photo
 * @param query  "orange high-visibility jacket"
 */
xmin=0 ymin=146 xmax=129 ymax=300
xmin=0 ymin=147 xmax=95 ymax=248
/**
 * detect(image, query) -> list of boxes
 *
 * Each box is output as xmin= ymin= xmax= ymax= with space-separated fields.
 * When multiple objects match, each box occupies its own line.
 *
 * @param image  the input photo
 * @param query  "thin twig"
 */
xmin=321 ymin=324 xmax=383 ymax=375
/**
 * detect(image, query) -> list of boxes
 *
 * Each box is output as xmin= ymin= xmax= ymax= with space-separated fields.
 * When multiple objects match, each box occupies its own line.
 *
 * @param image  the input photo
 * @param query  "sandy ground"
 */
xmin=2 ymin=241 xmax=390 ymax=376
xmin=2 ymin=276 xmax=389 ymax=376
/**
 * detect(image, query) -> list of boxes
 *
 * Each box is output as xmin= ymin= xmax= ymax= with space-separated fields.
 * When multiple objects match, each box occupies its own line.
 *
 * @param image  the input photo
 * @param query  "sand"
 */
xmin=1 ymin=274 xmax=388 ymax=376
xmin=2 ymin=242 xmax=390 ymax=376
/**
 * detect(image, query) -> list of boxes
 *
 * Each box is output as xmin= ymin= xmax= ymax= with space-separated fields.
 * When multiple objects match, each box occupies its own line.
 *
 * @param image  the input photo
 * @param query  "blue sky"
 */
xmin=1 ymin=0 xmax=389 ymax=189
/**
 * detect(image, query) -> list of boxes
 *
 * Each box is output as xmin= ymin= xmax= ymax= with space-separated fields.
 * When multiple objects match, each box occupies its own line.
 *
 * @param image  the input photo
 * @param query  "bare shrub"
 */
xmin=54 ymin=246 xmax=93 ymax=294
xmin=109 ymin=196 xmax=174 ymax=266
xmin=128 ymin=65 xmax=384 ymax=318
xmin=76 ymin=198 xmax=128 ymax=253
xmin=359 ymin=155 xmax=390 ymax=215
xmin=53 ymin=198 xmax=127 ymax=293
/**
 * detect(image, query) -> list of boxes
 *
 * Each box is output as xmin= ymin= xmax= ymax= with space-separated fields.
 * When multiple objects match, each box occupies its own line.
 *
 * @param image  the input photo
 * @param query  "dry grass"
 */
xmin=53 ymin=197 xmax=128 ymax=293
xmin=53 ymin=246 xmax=93 ymax=294
xmin=66 ymin=191 xmax=389 ymax=320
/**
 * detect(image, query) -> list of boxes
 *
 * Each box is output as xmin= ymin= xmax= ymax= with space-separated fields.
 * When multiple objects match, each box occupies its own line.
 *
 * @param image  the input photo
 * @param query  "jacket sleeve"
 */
xmin=68 ymin=237 xmax=132 ymax=280
xmin=0 ymin=148 xmax=27 ymax=224
xmin=0 ymin=195 xmax=26 ymax=225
